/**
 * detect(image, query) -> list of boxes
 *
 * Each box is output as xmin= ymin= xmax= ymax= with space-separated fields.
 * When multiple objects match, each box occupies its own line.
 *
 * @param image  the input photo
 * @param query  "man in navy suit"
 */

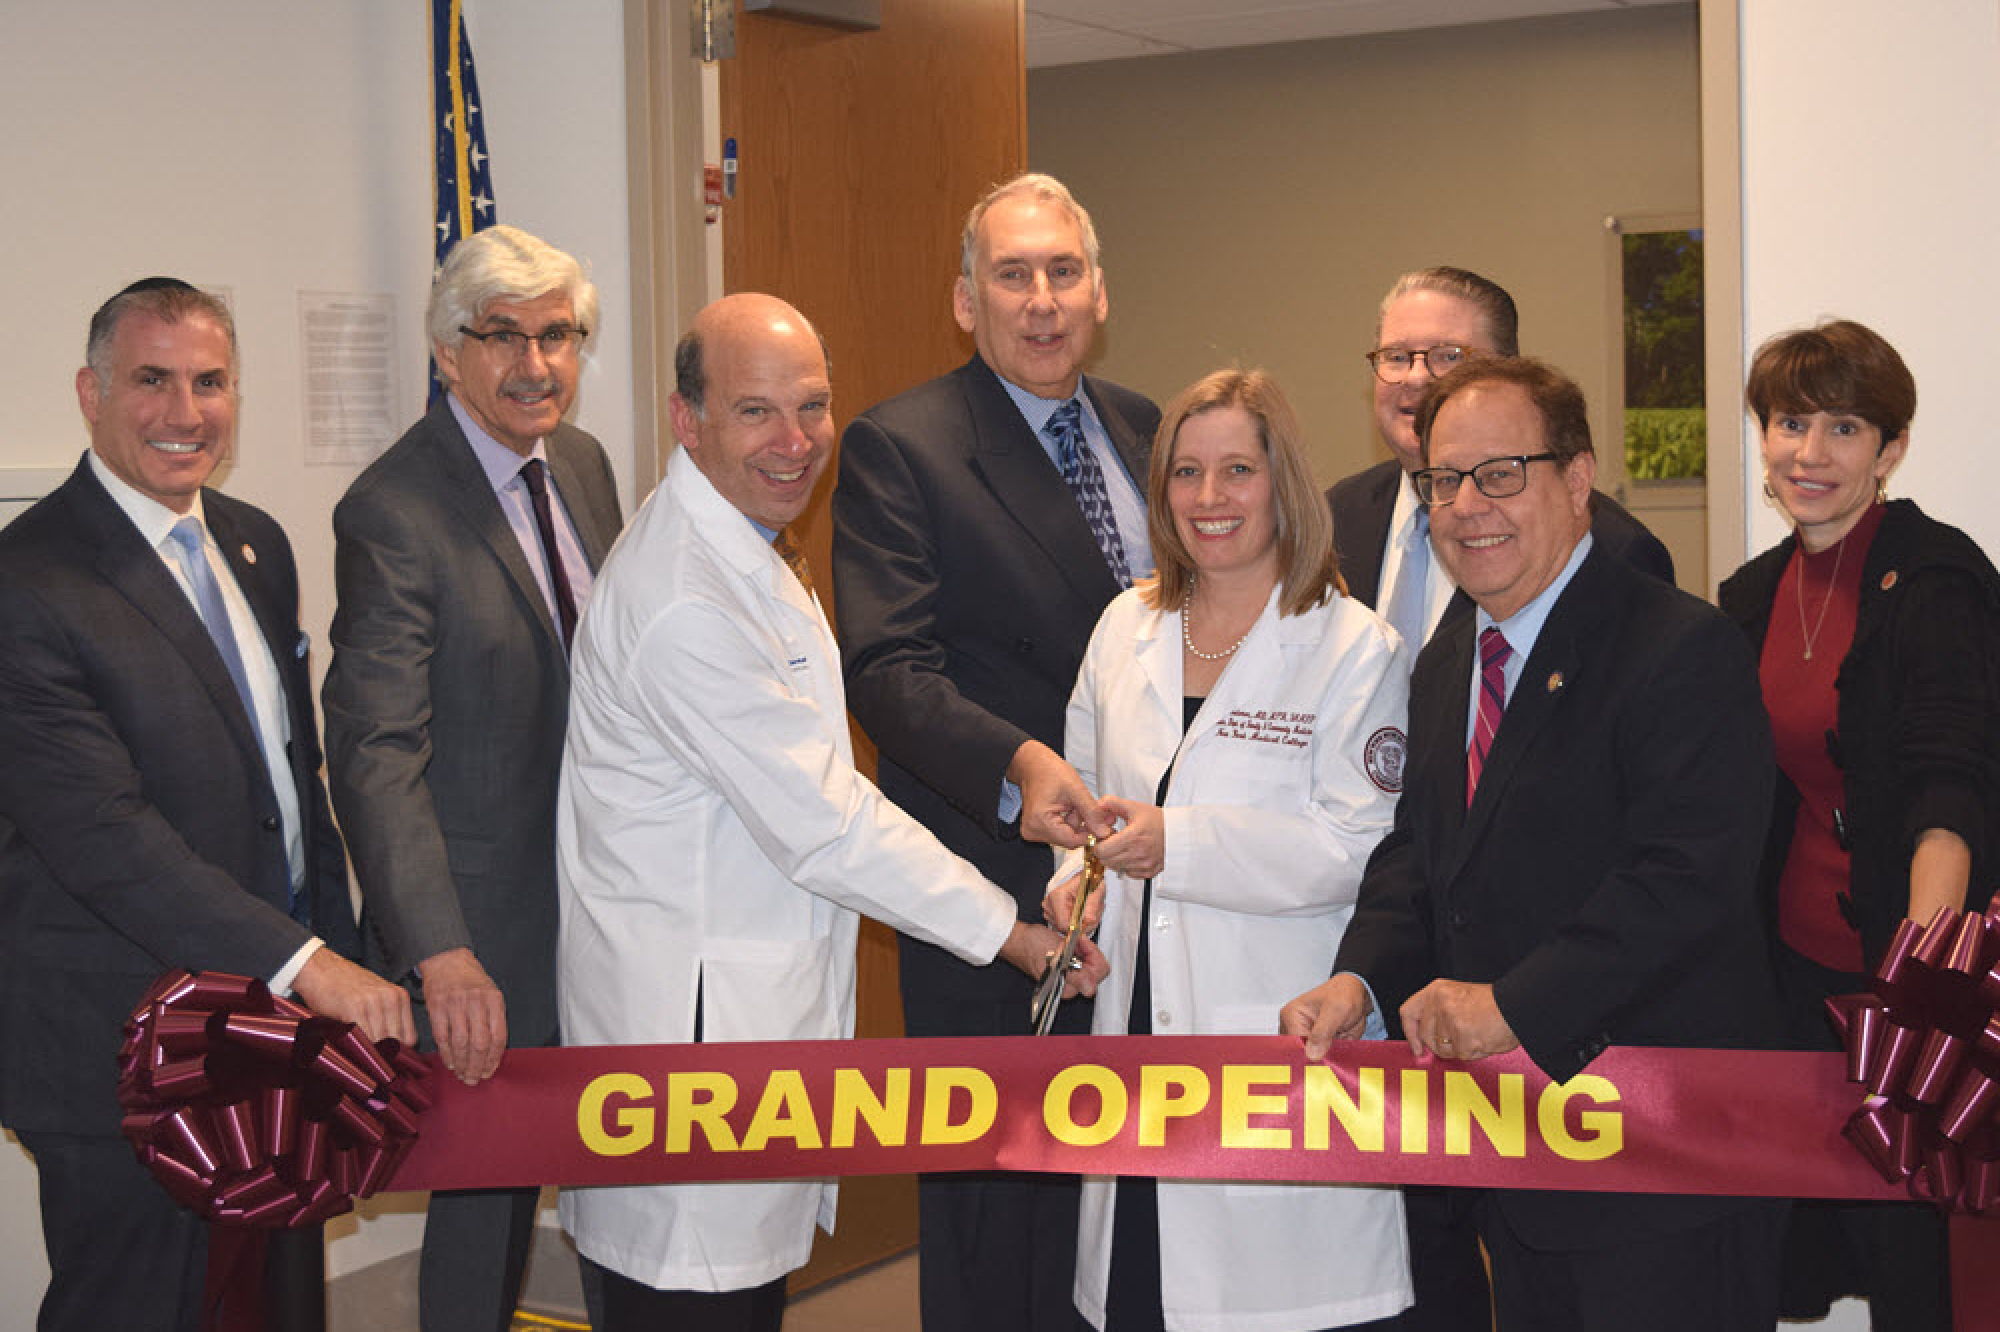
xmin=1285 ymin=357 xmax=1784 ymax=1332
xmin=833 ymin=174 xmax=1155 ymax=1332
xmin=1328 ymin=267 xmax=1672 ymax=653
xmin=0 ymin=278 xmax=412 ymax=1332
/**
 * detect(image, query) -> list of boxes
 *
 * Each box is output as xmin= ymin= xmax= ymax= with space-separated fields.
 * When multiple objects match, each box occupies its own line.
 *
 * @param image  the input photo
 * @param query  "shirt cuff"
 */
xmin=272 ymin=937 xmax=325 ymax=997
xmin=1346 ymin=972 xmax=1391 ymax=1041
xmin=998 ymin=777 xmax=1022 ymax=825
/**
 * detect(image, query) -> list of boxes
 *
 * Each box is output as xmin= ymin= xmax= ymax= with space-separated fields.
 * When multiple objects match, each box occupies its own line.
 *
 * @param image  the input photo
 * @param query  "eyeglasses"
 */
xmin=1366 ymin=344 xmax=1471 ymax=384
xmin=458 ymin=325 xmax=588 ymax=358
xmin=1412 ymin=453 xmax=1562 ymax=506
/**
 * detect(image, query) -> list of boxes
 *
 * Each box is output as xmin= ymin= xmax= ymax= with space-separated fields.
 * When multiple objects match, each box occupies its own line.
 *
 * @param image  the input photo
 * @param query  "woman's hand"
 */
xmin=1041 ymin=870 xmax=1104 ymax=933
xmin=1092 ymin=794 xmax=1165 ymax=879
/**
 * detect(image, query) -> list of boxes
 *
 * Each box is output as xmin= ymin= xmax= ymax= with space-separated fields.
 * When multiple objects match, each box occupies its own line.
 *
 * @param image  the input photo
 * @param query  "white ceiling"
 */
xmin=1025 ymin=0 xmax=1687 ymax=68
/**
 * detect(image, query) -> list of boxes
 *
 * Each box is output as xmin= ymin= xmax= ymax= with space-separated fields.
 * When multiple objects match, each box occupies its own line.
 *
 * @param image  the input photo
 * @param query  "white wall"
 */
xmin=0 ymin=1 xmax=636 ymax=1318
xmin=1732 ymin=0 xmax=2000 ymax=562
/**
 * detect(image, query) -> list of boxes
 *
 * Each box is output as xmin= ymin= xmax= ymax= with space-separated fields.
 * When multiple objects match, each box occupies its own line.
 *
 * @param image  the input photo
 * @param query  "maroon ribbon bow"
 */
xmin=1828 ymin=904 xmax=2000 ymax=1214
xmin=117 ymin=969 xmax=430 ymax=1228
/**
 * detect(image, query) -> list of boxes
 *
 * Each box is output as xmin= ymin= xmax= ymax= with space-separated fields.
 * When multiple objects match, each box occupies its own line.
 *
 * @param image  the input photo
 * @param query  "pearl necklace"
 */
xmin=1795 ymin=533 xmax=1845 ymax=662
xmin=1182 ymin=585 xmax=1253 ymax=661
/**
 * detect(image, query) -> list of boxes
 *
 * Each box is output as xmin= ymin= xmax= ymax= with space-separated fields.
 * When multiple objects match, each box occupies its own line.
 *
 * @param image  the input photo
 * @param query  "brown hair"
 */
xmin=1144 ymin=368 xmax=1343 ymax=618
xmin=1414 ymin=356 xmax=1594 ymax=466
xmin=1745 ymin=318 xmax=1915 ymax=446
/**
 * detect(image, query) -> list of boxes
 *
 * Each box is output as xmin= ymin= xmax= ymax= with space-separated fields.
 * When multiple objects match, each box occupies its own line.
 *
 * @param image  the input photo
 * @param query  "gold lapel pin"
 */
xmin=1546 ymin=671 xmax=1565 ymax=694
xmin=241 ymin=544 xmax=257 ymax=565
xmin=1880 ymin=571 xmax=1897 ymax=591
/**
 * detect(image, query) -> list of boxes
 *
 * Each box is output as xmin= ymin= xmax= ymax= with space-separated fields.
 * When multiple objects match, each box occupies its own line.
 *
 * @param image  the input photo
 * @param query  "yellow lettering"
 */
xmin=1138 ymin=1065 xmax=1211 ymax=1148
xmin=1220 ymin=1065 xmax=1291 ymax=1149
xmin=740 ymin=1069 xmax=823 ymax=1151
xmin=830 ymin=1067 xmax=910 ymax=1148
xmin=577 ymin=1073 xmax=655 ymax=1156
xmin=1539 ymin=1074 xmax=1624 ymax=1161
xmin=921 ymin=1067 xmax=996 ymax=1145
xmin=1400 ymin=1068 xmax=1429 ymax=1153
xmin=1302 ymin=1064 xmax=1384 ymax=1152
xmin=1043 ymin=1064 xmax=1128 ymax=1147
xmin=1444 ymin=1071 xmax=1526 ymax=1156
xmin=664 ymin=1071 xmax=740 ymax=1152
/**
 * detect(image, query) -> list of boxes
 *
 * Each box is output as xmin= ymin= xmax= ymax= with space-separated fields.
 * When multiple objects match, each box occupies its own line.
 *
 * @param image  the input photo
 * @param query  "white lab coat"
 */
xmin=556 ymin=449 xmax=1016 ymax=1292
xmin=1056 ymin=585 xmax=1415 ymax=1332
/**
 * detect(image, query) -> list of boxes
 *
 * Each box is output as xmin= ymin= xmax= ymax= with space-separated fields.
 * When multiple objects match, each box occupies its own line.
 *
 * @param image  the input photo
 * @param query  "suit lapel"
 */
xmin=429 ymin=403 xmax=567 ymax=653
xmin=1334 ymin=461 xmax=1401 ymax=609
xmin=956 ymin=358 xmax=1124 ymax=608
xmin=68 ymin=468 xmax=266 ymax=768
xmin=1439 ymin=552 xmax=1606 ymax=886
xmin=1415 ymin=613 xmax=1476 ymax=868
xmin=545 ymin=429 xmax=619 ymax=571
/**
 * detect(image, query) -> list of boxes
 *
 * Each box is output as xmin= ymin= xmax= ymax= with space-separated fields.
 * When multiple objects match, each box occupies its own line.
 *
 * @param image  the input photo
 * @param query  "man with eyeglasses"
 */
xmin=1285 ymin=358 xmax=1785 ymax=1332
xmin=1328 ymin=267 xmax=1671 ymax=654
xmin=323 ymin=224 xmax=624 ymax=1332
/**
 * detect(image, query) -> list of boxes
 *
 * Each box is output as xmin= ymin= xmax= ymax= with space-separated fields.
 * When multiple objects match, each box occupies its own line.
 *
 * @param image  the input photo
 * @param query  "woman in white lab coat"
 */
xmin=1048 ymin=369 xmax=1414 ymax=1332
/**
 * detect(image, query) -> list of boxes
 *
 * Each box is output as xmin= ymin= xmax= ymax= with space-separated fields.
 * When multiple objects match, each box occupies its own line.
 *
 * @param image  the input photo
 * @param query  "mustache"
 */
xmin=503 ymin=376 xmax=559 ymax=397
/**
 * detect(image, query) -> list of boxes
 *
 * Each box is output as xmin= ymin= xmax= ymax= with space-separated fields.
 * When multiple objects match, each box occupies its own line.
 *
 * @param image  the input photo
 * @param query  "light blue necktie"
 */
xmin=169 ymin=517 xmax=263 ymax=742
xmin=169 ymin=518 xmax=301 ymax=919
xmin=1384 ymin=504 xmax=1431 ymax=650
xmin=1045 ymin=397 xmax=1133 ymax=587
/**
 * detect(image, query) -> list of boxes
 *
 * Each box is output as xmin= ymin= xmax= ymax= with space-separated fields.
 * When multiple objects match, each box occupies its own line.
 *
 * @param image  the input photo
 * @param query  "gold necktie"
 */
xmin=773 ymin=527 xmax=813 ymax=595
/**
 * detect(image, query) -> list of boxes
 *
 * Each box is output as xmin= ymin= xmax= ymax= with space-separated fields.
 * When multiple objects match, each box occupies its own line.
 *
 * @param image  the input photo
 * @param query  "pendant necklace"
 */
xmin=1795 ymin=534 xmax=1845 ymax=662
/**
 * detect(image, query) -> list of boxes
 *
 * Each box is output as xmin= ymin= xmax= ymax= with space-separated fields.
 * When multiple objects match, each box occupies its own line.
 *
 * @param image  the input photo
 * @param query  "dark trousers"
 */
xmin=904 ymin=984 xmax=1090 ymax=1332
xmin=1478 ymin=1195 xmax=1786 ymax=1332
xmin=20 ymin=1131 xmax=325 ymax=1332
xmin=581 ymin=1254 xmax=786 ymax=1332
xmin=1390 ymin=1186 xmax=1491 ymax=1331
xmin=417 ymin=1184 xmax=541 ymax=1332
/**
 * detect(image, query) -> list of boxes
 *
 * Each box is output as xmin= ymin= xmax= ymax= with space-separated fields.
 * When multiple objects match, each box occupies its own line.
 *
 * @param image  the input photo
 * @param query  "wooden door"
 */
xmin=719 ymin=0 xmax=1025 ymax=1287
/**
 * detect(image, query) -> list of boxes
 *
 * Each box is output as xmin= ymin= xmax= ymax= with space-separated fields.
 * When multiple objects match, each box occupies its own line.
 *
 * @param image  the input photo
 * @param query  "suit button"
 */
xmin=1448 ymin=910 xmax=1469 ymax=930
xmin=1013 ymin=638 xmax=1034 ymax=654
xmin=1155 ymin=1010 xmax=1173 ymax=1028
xmin=261 ymin=816 xmax=279 ymax=831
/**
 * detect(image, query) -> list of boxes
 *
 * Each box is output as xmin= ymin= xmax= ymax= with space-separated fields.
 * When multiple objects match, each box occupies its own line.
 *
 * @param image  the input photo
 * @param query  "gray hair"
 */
xmin=427 ymin=224 xmax=599 ymax=350
xmin=86 ymin=278 xmax=238 ymax=385
xmin=959 ymin=173 xmax=1102 ymax=286
xmin=1377 ymin=266 xmax=1520 ymax=357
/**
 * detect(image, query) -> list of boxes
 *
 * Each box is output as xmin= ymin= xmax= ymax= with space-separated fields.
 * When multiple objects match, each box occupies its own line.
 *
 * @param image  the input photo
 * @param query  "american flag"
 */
xmin=431 ymin=0 xmax=496 ymax=400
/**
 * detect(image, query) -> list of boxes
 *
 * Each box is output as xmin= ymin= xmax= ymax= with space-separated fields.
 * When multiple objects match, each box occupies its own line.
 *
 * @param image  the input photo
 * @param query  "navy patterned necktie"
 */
xmin=1045 ymin=397 xmax=1132 ymax=587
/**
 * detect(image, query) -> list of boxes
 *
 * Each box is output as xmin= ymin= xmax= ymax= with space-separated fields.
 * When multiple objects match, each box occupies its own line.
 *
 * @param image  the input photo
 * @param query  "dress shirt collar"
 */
xmin=88 ymin=448 xmax=208 ymax=547
xmin=998 ymin=374 xmax=1104 ymax=441
xmin=1475 ymin=531 xmax=1595 ymax=662
xmin=448 ymin=391 xmax=550 ymax=492
xmin=1388 ymin=465 xmax=1426 ymax=544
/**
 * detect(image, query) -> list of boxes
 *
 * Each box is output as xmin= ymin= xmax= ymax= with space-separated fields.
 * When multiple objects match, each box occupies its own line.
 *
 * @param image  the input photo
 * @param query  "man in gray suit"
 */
xmin=324 ymin=225 xmax=624 ymax=1332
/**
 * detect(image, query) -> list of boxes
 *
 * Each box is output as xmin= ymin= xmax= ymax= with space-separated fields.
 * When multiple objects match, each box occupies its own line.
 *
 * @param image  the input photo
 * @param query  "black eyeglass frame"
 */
xmin=457 ymin=324 xmax=589 ymax=356
xmin=1412 ymin=452 xmax=1564 ymax=507
xmin=1365 ymin=344 xmax=1472 ymax=384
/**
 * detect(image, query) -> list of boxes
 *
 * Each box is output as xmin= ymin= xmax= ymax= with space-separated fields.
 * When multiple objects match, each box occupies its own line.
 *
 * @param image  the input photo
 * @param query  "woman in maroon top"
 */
xmin=1719 ymin=319 xmax=2000 ymax=1330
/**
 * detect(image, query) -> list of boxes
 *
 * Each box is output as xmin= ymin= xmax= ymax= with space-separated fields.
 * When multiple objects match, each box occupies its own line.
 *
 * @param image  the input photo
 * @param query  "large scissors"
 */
xmin=1029 ymin=835 xmax=1103 ymax=1036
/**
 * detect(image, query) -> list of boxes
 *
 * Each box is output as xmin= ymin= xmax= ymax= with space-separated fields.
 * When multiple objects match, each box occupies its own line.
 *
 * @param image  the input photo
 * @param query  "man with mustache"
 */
xmin=324 ymin=224 xmax=624 ymax=1332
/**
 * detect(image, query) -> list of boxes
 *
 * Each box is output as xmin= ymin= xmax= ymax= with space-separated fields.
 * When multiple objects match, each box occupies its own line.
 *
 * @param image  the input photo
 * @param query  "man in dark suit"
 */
xmin=1328 ymin=267 xmax=1672 ymax=652
xmin=323 ymin=226 xmax=623 ymax=1332
xmin=1284 ymin=357 xmax=1785 ymax=1332
xmin=833 ymin=173 xmax=1156 ymax=1332
xmin=0 ymin=278 xmax=413 ymax=1332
